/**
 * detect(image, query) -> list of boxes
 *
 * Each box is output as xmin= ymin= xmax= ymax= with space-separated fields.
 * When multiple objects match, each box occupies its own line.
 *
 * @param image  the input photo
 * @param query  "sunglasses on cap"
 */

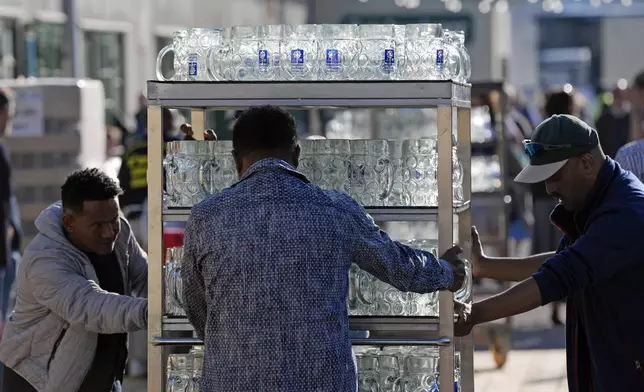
xmin=523 ymin=140 xmax=572 ymax=159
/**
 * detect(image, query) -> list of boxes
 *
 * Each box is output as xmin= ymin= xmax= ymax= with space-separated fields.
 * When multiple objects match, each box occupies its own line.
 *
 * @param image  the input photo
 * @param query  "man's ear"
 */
xmin=62 ymin=213 xmax=74 ymax=232
xmin=292 ymin=144 xmax=301 ymax=169
xmin=580 ymin=153 xmax=595 ymax=173
xmin=232 ymin=150 xmax=244 ymax=177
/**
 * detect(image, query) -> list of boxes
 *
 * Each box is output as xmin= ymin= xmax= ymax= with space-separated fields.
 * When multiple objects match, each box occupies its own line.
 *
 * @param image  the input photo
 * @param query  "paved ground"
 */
xmin=124 ymin=281 xmax=568 ymax=392
xmin=472 ymin=349 xmax=567 ymax=392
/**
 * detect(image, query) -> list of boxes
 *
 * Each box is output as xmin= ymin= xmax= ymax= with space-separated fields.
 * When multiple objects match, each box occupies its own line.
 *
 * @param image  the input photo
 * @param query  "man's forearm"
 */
xmin=479 ymin=251 xmax=556 ymax=282
xmin=472 ymin=278 xmax=543 ymax=324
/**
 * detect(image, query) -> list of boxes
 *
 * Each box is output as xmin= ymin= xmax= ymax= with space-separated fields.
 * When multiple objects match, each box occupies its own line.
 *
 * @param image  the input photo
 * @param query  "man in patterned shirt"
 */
xmin=181 ymin=106 xmax=466 ymax=392
xmin=615 ymin=139 xmax=644 ymax=181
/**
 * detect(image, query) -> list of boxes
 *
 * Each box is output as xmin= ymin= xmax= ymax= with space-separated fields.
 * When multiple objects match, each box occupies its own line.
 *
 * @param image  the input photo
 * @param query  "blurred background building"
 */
xmin=0 ymin=0 xmax=641 ymax=119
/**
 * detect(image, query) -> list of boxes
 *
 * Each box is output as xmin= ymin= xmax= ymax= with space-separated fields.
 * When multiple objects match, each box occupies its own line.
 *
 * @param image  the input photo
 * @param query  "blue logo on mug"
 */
xmin=188 ymin=54 xmax=198 ymax=77
xmin=436 ymin=49 xmax=445 ymax=65
xmin=259 ymin=49 xmax=269 ymax=66
xmin=326 ymin=49 xmax=340 ymax=65
xmin=291 ymin=49 xmax=304 ymax=65
xmin=384 ymin=49 xmax=395 ymax=65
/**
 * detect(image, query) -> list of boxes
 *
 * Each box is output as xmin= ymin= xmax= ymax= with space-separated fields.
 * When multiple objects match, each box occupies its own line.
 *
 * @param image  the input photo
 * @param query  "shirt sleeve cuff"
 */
xmin=532 ymin=268 xmax=562 ymax=306
xmin=439 ymin=258 xmax=455 ymax=289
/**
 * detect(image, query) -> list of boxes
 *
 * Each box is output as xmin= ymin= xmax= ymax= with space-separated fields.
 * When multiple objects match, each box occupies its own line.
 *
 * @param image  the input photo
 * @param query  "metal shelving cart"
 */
xmin=146 ymin=80 xmax=474 ymax=392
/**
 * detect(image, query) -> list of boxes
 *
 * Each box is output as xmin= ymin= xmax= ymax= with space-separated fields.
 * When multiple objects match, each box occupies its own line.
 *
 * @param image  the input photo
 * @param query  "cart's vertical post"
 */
xmin=497 ymin=88 xmax=509 ymax=257
xmin=147 ymin=104 xmax=164 ymax=392
xmin=456 ymin=105 xmax=474 ymax=392
xmin=191 ymin=109 xmax=206 ymax=140
xmin=437 ymin=105 xmax=455 ymax=389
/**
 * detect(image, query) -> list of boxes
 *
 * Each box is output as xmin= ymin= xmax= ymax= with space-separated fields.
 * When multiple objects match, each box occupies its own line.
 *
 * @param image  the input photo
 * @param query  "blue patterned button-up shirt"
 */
xmin=181 ymin=158 xmax=454 ymax=392
xmin=615 ymin=139 xmax=644 ymax=181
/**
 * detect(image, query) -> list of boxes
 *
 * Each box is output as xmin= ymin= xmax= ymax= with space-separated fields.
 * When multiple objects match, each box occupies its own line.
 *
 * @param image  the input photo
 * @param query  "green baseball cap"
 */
xmin=514 ymin=114 xmax=599 ymax=184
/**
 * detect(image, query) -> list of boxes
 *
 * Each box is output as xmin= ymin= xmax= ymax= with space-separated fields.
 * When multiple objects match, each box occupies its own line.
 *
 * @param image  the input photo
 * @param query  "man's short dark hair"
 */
xmin=61 ymin=168 xmax=123 ymax=213
xmin=232 ymin=106 xmax=297 ymax=157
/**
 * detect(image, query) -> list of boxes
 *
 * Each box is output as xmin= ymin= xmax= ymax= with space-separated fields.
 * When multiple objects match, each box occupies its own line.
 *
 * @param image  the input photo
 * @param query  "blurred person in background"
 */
xmin=532 ymin=88 xmax=574 ymax=327
xmin=103 ymin=125 xmax=125 ymax=182
xmin=572 ymin=90 xmax=591 ymax=124
xmin=0 ymin=88 xmax=14 ymax=337
xmin=596 ymin=86 xmax=631 ymax=158
xmin=614 ymin=82 xmax=644 ymax=180
xmin=0 ymin=168 xmax=148 ymax=392
xmin=105 ymin=109 xmax=130 ymax=151
xmin=501 ymin=88 xmax=534 ymax=258
xmin=615 ymin=135 xmax=644 ymax=181
xmin=511 ymin=86 xmax=542 ymax=129
xmin=629 ymin=70 xmax=644 ymax=142
xmin=594 ymin=87 xmax=612 ymax=121
xmin=118 ymin=107 xmax=179 ymax=249
xmin=133 ymin=93 xmax=148 ymax=144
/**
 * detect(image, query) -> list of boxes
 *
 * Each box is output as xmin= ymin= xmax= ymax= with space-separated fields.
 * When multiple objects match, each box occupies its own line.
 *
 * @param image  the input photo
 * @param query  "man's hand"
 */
xmin=440 ymin=245 xmax=465 ymax=292
xmin=454 ymin=302 xmax=477 ymax=337
xmin=471 ymin=226 xmax=486 ymax=278
xmin=180 ymin=124 xmax=218 ymax=141
xmin=456 ymin=278 xmax=543 ymax=337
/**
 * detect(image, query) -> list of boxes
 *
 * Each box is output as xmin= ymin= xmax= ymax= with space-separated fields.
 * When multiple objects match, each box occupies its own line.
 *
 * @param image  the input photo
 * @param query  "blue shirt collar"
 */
xmin=235 ymin=158 xmax=309 ymax=186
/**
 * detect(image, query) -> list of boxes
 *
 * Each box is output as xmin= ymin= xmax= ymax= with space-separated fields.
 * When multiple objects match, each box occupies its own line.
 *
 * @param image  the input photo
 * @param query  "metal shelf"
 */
xmin=147 ymin=80 xmax=471 ymax=109
xmin=350 ymin=316 xmax=440 ymax=333
xmin=156 ymin=322 xmax=449 ymax=347
xmin=163 ymin=202 xmax=470 ymax=222
xmin=164 ymin=316 xmax=442 ymax=334
xmin=152 ymin=337 xmax=203 ymax=346
xmin=152 ymin=335 xmax=451 ymax=347
xmin=163 ymin=317 xmax=193 ymax=331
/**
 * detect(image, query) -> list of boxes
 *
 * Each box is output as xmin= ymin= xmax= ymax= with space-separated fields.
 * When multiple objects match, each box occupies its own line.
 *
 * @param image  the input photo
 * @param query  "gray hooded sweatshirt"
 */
xmin=0 ymin=202 xmax=148 ymax=392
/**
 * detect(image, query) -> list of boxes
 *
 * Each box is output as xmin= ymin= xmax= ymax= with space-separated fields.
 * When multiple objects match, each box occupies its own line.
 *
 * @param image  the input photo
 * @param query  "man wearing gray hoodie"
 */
xmin=0 ymin=168 xmax=148 ymax=392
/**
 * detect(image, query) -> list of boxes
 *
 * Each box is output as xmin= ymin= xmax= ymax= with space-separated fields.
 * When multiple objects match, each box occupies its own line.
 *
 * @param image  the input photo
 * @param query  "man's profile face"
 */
xmin=544 ymin=156 xmax=591 ymax=211
xmin=63 ymin=198 xmax=121 ymax=255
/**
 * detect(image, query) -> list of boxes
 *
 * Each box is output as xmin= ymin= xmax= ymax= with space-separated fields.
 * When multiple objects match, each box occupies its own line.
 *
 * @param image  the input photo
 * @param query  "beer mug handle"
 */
xmin=156 ymin=45 xmax=175 ymax=81
xmin=355 ymin=270 xmax=375 ymax=306
xmin=199 ymin=158 xmax=217 ymax=196
xmin=162 ymin=154 xmax=177 ymax=205
xmin=455 ymin=259 xmax=473 ymax=303
xmin=206 ymin=47 xmax=219 ymax=81
xmin=381 ymin=158 xmax=395 ymax=200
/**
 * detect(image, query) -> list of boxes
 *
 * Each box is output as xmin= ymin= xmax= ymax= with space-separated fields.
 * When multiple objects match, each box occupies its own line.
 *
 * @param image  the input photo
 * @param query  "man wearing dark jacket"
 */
xmin=457 ymin=114 xmax=644 ymax=391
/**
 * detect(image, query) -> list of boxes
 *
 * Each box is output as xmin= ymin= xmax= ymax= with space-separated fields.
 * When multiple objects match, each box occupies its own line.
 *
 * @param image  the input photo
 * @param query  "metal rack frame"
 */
xmin=147 ymin=80 xmax=473 ymax=392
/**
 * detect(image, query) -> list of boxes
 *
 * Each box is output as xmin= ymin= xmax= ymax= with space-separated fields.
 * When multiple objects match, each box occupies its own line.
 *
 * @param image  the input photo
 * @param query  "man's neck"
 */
xmin=241 ymin=154 xmax=294 ymax=174
xmin=63 ymin=228 xmax=92 ymax=255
